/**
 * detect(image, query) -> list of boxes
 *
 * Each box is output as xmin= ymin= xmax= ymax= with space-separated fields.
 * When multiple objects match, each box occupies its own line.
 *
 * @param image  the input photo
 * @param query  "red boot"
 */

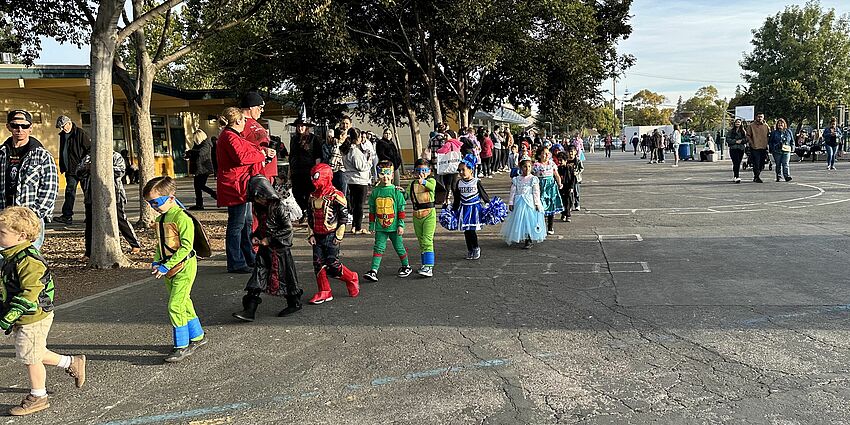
xmin=308 ymin=268 xmax=333 ymax=304
xmin=339 ymin=266 xmax=360 ymax=298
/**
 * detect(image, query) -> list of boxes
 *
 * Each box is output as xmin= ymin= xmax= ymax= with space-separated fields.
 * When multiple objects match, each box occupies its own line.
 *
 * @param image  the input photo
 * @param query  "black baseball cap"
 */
xmin=7 ymin=110 xmax=33 ymax=124
xmin=239 ymin=92 xmax=265 ymax=108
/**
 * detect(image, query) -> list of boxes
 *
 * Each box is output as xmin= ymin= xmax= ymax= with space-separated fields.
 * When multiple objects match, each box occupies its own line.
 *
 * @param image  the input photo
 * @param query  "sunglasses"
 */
xmin=378 ymin=168 xmax=394 ymax=176
xmin=147 ymin=195 xmax=171 ymax=208
xmin=9 ymin=123 xmax=31 ymax=130
xmin=416 ymin=167 xmax=430 ymax=173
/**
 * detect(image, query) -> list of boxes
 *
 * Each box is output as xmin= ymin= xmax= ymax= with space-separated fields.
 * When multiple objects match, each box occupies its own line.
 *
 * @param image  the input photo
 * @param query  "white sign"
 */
xmin=735 ymin=106 xmax=755 ymax=121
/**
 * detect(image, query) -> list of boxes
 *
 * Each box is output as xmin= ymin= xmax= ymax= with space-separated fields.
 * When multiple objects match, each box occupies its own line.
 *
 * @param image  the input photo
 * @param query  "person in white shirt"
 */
xmin=671 ymin=125 xmax=682 ymax=167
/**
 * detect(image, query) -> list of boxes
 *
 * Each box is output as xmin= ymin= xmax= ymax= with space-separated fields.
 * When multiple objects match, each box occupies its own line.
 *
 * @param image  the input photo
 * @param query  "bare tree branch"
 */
xmin=152 ymin=8 xmax=172 ymax=63
xmin=154 ymin=0 xmax=268 ymax=69
xmin=116 ymin=0 xmax=184 ymax=44
xmin=73 ymin=0 xmax=95 ymax=26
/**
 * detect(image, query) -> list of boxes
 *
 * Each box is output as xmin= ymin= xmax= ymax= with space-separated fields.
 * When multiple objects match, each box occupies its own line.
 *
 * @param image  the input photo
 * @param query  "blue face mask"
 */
xmin=147 ymin=195 xmax=171 ymax=209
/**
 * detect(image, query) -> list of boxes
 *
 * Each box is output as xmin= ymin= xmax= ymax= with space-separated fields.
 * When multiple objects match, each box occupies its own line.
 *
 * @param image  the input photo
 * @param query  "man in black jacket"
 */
xmin=376 ymin=129 xmax=403 ymax=185
xmin=54 ymin=116 xmax=90 ymax=224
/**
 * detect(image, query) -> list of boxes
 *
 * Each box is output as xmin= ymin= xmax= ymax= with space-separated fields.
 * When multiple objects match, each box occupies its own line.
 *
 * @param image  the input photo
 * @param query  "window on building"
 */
xmin=151 ymin=115 xmax=170 ymax=156
xmin=80 ymin=113 xmax=127 ymax=152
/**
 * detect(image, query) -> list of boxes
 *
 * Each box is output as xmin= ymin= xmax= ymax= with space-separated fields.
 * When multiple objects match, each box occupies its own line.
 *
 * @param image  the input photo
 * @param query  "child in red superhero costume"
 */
xmin=307 ymin=163 xmax=359 ymax=304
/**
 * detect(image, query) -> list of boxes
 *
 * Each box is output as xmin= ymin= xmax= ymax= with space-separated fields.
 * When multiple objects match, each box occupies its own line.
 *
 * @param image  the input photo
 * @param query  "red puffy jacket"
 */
xmin=242 ymin=117 xmax=277 ymax=178
xmin=216 ymin=127 xmax=266 ymax=207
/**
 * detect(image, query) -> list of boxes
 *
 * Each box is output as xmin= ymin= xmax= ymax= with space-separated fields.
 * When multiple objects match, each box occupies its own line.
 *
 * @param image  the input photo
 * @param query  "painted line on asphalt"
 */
xmin=739 ymin=304 xmax=850 ymax=327
xmin=96 ymin=356 xmax=522 ymax=425
xmin=56 ymin=277 xmax=156 ymax=311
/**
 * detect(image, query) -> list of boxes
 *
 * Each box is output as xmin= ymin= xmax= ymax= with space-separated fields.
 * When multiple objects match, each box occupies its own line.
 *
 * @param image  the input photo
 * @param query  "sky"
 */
xmin=607 ymin=0 xmax=850 ymax=106
xmin=34 ymin=0 xmax=850 ymax=106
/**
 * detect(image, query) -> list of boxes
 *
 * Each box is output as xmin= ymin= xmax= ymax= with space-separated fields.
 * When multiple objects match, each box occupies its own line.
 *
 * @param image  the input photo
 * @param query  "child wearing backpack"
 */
xmin=144 ymin=176 xmax=207 ymax=363
xmin=363 ymin=160 xmax=412 ymax=282
xmin=0 ymin=207 xmax=87 ymax=416
xmin=406 ymin=158 xmax=441 ymax=277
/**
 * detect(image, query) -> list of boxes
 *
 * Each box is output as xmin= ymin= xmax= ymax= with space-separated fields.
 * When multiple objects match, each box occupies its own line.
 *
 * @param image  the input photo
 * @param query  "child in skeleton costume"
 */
xmin=501 ymin=155 xmax=546 ymax=248
xmin=439 ymin=154 xmax=507 ymax=260
xmin=306 ymin=163 xmax=359 ymax=304
xmin=145 ymin=177 xmax=206 ymax=363
xmin=406 ymin=158 xmax=438 ymax=277
xmin=363 ymin=160 xmax=412 ymax=282
xmin=233 ymin=175 xmax=303 ymax=321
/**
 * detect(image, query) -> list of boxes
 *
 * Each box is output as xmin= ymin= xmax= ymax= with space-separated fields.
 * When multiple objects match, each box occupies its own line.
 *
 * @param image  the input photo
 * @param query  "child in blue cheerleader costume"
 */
xmin=439 ymin=154 xmax=507 ymax=260
xmin=502 ymin=155 xmax=547 ymax=249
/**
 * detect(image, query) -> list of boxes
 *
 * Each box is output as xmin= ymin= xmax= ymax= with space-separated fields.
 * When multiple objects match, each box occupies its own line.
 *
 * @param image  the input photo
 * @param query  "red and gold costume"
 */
xmin=306 ymin=163 xmax=359 ymax=304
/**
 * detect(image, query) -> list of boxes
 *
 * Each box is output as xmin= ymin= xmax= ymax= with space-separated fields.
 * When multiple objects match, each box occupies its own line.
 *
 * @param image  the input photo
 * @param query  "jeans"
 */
xmin=772 ymin=152 xmax=791 ymax=179
xmin=226 ymin=203 xmax=254 ymax=271
xmin=730 ymin=149 xmax=744 ymax=178
xmin=574 ymin=183 xmax=581 ymax=207
xmin=750 ymin=149 xmax=767 ymax=179
xmin=332 ymin=171 xmax=348 ymax=196
xmin=61 ymin=174 xmax=79 ymax=218
xmin=825 ymin=144 xmax=838 ymax=168
xmin=193 ymin=173 xmax=217 ymax=207
xmin=481 ymin=156 xmax=492 ymax=176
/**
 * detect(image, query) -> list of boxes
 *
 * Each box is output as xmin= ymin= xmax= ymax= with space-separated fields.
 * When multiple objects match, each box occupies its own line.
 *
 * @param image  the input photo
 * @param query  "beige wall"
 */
xmin=1 ymin=89 xmax=84 ymax=189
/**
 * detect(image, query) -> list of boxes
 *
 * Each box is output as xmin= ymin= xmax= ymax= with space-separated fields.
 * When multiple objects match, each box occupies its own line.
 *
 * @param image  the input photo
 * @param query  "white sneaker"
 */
xmin=672 ymin=164 xmax=678 ymax=167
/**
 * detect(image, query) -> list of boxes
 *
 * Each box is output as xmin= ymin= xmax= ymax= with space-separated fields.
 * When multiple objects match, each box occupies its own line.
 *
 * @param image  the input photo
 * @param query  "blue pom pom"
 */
xmin=439 ymin=208 xmax=459 ymax=231
xmin=482 ymin=196 xmax=508 ymax=225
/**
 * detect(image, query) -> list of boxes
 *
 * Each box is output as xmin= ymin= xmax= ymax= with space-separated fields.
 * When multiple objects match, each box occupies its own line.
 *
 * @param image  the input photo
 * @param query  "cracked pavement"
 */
xmin=3 ymin=152 xmax=850 ymax=424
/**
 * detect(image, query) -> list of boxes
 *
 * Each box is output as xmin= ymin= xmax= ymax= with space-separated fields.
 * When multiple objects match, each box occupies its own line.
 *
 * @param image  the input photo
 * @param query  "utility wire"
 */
xmin=627 ymin=72 xmax=745 ymax=85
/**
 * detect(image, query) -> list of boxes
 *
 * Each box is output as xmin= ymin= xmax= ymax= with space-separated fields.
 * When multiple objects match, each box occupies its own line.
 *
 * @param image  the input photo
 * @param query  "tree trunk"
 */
xmin=135 ymin=64 xmax=157 ymax=227
xmin=459 ymin=106 xmax=471 ymax=129
xmin=403 ymin=72 xmax=422 ymax=158
xmin=90 ymin=1 xmax=128 ymax=268
xmin=425 ymin=71 xmax=443 ymax=127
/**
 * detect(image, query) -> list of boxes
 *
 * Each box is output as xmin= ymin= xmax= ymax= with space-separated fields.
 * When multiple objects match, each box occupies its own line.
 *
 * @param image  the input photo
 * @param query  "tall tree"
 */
xmin=682 ymin=86 xmax=728 ymax=132
xmin=626 ymin=89 xmax=672 ymax=126
xmin=741 ymin=1 xmax=850 ymax=130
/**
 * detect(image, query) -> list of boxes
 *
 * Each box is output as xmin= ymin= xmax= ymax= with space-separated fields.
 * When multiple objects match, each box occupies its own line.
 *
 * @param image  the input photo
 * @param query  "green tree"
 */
xmin=626 ymin=89 xmax=671 ymax=125
xmin=682 ymin=86 xmax=728 ymax=132
xmin=740 ymin=1 xmax=850 ymax=130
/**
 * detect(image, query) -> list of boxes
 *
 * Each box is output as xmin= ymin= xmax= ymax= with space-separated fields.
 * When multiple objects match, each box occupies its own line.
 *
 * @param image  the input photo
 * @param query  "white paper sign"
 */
xmin=735 ymin=106 xmax=755 ymax=121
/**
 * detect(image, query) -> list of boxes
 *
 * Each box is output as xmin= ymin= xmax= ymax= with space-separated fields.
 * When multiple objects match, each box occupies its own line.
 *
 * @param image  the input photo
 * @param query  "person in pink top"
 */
xmin=436 ymin=130 xmax=462 ymax=207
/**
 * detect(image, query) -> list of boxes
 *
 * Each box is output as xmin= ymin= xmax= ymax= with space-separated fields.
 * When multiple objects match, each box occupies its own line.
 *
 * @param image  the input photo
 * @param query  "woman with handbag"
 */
xmin=768 ymin=118 xmax=795 ymax=182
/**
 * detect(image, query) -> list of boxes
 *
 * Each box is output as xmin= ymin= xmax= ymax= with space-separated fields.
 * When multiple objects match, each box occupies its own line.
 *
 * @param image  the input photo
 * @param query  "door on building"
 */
xmin=169 ymin=115 xmax=188 ymax=176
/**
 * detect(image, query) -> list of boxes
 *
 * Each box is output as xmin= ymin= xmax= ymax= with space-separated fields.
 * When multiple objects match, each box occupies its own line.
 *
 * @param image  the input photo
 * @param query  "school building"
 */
xmin=0 ymin=64 xmax=292 ymax=187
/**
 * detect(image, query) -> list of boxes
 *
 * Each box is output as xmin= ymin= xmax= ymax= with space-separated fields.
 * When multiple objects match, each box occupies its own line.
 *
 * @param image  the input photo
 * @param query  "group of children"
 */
xmin=0 ymin=143 xmax=585 ymax=417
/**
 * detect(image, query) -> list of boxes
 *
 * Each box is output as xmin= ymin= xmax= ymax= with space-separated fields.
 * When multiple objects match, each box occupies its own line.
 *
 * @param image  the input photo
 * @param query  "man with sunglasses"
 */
xmin=0 ymin=110 xmax=58 ymax=249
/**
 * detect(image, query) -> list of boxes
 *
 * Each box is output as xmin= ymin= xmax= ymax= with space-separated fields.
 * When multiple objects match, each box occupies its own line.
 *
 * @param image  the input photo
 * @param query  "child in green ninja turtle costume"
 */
xmin=363 ymin=160 xmax=412 ymax=282
xmin=0 ymin=206 xmax=86 ymax=416
xmin=406 ymin=158 xmax=438 ymax=277
xmin=144 ymin=177 xmax=207 ymax=363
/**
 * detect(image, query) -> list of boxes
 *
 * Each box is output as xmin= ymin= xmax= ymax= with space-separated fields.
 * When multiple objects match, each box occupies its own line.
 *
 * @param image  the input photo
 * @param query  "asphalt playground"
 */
xmin=3 ymin=150 xmax=850 ymax=424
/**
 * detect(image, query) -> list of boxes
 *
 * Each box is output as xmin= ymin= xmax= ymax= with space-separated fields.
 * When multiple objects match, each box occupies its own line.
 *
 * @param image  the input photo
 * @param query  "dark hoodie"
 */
xmin=248 ymin=175 xmax=294 ymax=249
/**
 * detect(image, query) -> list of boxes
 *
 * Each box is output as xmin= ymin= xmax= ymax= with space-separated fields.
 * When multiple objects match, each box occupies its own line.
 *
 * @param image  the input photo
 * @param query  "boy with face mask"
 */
xmin=363 ymin=160 xmax=411 ymax=282
xmin=306 ymin=163 xmax=359 ymax=304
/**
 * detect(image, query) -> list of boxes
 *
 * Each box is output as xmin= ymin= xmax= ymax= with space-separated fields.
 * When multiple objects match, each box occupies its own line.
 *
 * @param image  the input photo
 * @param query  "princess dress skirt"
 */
xmin=539 ymin=175 xmax=564 ymax=215
xmin=501 ymin=196 xmax=547 ymax=244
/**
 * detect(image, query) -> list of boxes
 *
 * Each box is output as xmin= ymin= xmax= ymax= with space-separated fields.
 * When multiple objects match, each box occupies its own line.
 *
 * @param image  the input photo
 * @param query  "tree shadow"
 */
xmin=0 ymin=344 xmax=171 ymax=366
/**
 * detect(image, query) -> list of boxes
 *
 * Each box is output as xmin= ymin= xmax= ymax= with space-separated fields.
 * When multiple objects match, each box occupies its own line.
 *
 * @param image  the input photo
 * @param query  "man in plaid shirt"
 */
xmin=0 ymin=110 xmax=59 ymax=249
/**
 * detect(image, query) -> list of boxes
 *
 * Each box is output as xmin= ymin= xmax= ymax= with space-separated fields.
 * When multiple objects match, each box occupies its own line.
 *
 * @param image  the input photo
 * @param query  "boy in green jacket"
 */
xmin=144 ymin=176 xmax=206 ymax=363
xmin=0 ymin=206 xmax=86 ymax=416
xmin=363 ymin=160 xmax=411 ymax=282
xmin=406 ymin=158 xmax=437 ymax=277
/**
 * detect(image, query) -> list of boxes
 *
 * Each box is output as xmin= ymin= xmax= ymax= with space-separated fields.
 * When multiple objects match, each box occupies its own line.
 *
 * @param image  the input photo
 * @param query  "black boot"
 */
xmin=233 ymin=294 xmax=262 ymax=322
xmin=278 ymin=296 xmax=302 ymax=317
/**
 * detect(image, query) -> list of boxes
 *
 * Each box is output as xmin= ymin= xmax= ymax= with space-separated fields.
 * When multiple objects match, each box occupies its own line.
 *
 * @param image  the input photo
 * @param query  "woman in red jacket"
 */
xmin=216 ymin=107 xmax=267 ymax=273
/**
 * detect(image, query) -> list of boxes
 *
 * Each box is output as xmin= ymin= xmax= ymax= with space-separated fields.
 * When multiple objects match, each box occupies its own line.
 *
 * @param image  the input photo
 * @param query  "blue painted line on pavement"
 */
xmin=740 ymin=304 xmax=850 ymax=327
xmin=99 ymin=402 xmax=251 ymax=425
xmin=97 ymin=356 xmax=517 ymax=425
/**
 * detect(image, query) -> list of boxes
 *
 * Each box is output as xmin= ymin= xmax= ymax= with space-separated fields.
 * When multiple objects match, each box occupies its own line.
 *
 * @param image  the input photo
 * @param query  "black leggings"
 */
xmin=464 ymin=230 xmax=479 ymax=251
xmin=546 ymin=215 xmax=554 ymax=232
xmin=347 ymin=184 xmax=368 ymax=231
xmin=193 ymin=173 xmax=217 ymax=207
xmin=441 ymin=174 xmax=457 ymax=205
xmin=291 ymin=171 xmax=312 ymax=213
xmin=730 ymin=149 xmax=744 ymax=178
